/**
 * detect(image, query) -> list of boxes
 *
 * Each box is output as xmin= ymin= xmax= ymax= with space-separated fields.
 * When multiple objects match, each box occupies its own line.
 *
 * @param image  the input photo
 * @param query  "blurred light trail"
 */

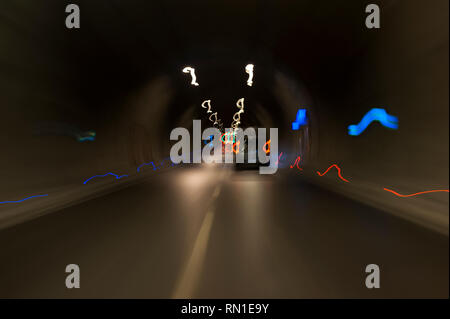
xmin=201 ymin=100 xmax=223 ymax=129
xmin=158 ymin=158 xmax=179 ymax=168
xmin=263 ymin=140 xmax=271 ymax=154
xmin=245 ymin=64 xmax=254 ymax=86
xmin=33 ymin=122 xmax=96 ymax=142
xmin=317 ymin=164 xmax=349 ymax=182
xmin=221 ymin=131 xmax=236 ymax=145
xmin=77 ymin=131 xmax=96 ymax=142
xmin=233 ymin=141 xmax=240 ymax=154
xmin=156 ymin=160 xmax=167 ymax=169
xmin=204 ymin=135 xmax=214 ymax=145
xmin=209 ymin=112 xmax=218 ymax=126
xmin=182 ymin=66 xmax=199 ymax=86
xmin=231 ymin=98 xmax=245 ymax=129
xmin=137 ymin=161 xmax=157 ymax=172
xmin=167 ymin=156 xmax=178 ymax=166
xmin=78 ymin=136 xmax=95 ymax=142
xmin=83 ymin=173 xmax=128 ymax=185
xmin=0 ymin=194 xmax=48 ymax=205
xmin=201 ymin=100 xmax=212 ymax=113
xmin=348 ymin=108 xmax=398 ymax=136
xmin=275 ymin=152 xmax=283 ymax=165
xmin=290 ymin=156 xmax=303 ymax=171
xmin=383 ymin=188 xmax=449 ymax=197
xmin=292 ymin=109 xmax=307 ymax=130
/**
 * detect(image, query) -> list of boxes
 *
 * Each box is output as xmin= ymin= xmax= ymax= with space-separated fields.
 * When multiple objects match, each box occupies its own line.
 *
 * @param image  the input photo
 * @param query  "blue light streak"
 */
xmin=77 ymin=131 xmax=96 ymax=142
xmin=348 ymin=108 xmax=398 ymax=136
xmin=78 ymin=136 xmax=95 ymax=142
xmin=83 ymin=173 xmax=128 ymax=185
xmin=292 ymin=109 xmax=307 ymax=130
xmin=0 ymin=194 xmax=48 ymax=204
xmin=204 ymin=135 xmax=214 ymax=146
xmin=137 ymin=161 xmax=156 ymax=172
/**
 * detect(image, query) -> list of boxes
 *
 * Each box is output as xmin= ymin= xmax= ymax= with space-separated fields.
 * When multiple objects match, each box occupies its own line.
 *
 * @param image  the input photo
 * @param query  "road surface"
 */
xmin=0 ymin=166 xmax=447 ymax=298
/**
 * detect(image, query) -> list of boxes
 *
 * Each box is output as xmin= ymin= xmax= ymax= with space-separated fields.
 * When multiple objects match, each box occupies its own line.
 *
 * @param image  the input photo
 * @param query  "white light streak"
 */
xmin=231 ymin=98 xmax=245 ymax=129
xmin=209 ymin=112 xmax=218 ymax=125
xmin=182 ymin=66 xmax=199 ymax=86
xmin=236 ymin=98 xmax=245 ymax=112
xmin=245 ymin=64 xmax=254 ymax=86
xmin=201 ymin=100 xmax=212 ymax=113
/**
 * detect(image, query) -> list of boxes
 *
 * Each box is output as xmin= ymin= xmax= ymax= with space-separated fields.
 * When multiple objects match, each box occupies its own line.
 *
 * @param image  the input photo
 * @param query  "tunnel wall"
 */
xmin=302 ymin=1 xmax=449 ymax=234
xmin=0 ymin=0 xmax=174 ymax=227
xmin=0 ymin=71 xmax=173 ymax=229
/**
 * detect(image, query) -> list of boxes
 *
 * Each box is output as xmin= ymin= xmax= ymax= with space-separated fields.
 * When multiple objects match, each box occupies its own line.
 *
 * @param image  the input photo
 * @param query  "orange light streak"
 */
xmin=263 ymin=140 xmax=270 ymax=154
xmin=383 ymin=188 xmax=449 ymax=197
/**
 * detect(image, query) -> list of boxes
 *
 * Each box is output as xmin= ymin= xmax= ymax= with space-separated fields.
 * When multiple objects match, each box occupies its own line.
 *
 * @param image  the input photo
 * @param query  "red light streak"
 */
xmin=275 ymin=152 xmax=283 ymax=165
xmin=383 ymin=188 xmax=449 ymax=197
xmin=290 ymin=156 xmax=303 ymax=171
xmin=316 ymin=164 xmax=349 ymax=182
xmin=221 ymin=132 xmax=235 ymax=145
xmin=286 ymin=154 xmax=447 ymax=197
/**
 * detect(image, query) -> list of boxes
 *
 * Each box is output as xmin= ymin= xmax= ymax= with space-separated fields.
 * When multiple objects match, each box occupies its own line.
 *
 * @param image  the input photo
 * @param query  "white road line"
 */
xmin=172 ymin=208 xmax=215 ymax=298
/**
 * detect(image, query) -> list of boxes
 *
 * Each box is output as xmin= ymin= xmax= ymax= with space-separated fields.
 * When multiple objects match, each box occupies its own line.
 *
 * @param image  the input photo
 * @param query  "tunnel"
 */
xmin=0 ymin=0 xmax=448 ymax=298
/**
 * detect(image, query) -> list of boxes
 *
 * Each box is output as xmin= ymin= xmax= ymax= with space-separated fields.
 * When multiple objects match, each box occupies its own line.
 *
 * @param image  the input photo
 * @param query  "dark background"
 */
xmin=0 ymin=0 xmax=448 ymax=298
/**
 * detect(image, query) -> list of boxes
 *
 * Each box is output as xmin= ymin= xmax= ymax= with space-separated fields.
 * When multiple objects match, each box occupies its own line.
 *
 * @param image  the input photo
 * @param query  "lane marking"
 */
xmin=172 ymin=208 xmax=215 ymax=298
xmin=212 ymin=185 xmax=221 ymax=200
xmin=172 ymin=177 xmax=225 ymax=298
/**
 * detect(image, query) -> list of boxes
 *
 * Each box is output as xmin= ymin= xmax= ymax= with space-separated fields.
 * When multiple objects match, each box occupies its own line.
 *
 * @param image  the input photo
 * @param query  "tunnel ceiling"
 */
xmin=15 ymin=0 xmax=386 ymax=130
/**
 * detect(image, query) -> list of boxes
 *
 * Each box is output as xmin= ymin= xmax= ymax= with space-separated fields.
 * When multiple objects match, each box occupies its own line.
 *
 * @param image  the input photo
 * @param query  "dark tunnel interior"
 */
xmin=0 ymin=0 xmax=448 ymax=298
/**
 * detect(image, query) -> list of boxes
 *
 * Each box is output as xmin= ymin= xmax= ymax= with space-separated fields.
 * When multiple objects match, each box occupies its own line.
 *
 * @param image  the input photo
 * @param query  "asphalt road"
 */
xmin=0 ymin=166 xmax=448 ymax=298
